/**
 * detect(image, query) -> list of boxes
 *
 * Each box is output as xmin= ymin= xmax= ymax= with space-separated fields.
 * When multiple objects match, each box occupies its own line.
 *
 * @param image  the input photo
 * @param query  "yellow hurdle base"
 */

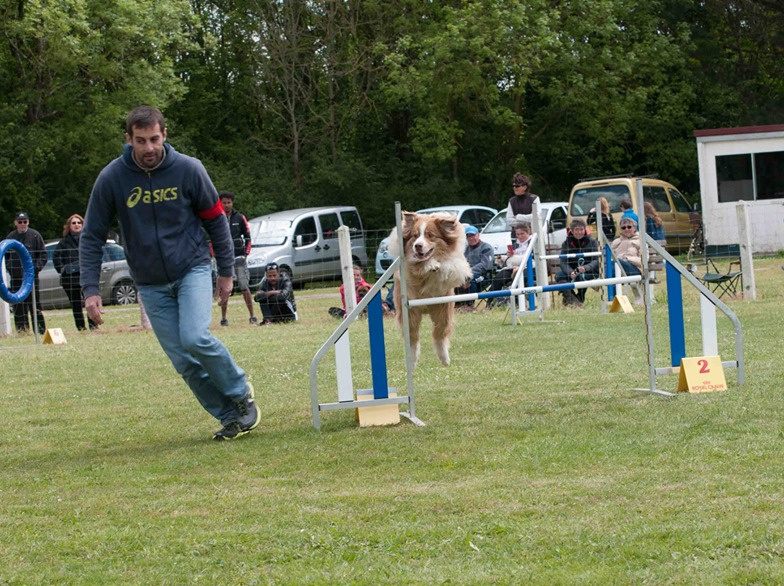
xmin=355 ymin=389 xmax=401 ymax=427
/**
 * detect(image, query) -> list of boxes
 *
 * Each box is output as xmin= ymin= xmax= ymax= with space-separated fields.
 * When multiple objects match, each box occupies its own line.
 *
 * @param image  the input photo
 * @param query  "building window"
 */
xmin=755 ymin=151 xmax=784 ymax=200
xmin=716 ymin=151 xmax=784 ymax=203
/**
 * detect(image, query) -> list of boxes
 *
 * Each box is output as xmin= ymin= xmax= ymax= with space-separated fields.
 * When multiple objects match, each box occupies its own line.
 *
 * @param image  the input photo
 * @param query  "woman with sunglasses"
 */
xmin=54 ymin=214 xmax=97 ymax=331
xmin=611 ymin=218 xmax=644 ymax=304
xmin=611 ymin=219 xmax=643 ymax=276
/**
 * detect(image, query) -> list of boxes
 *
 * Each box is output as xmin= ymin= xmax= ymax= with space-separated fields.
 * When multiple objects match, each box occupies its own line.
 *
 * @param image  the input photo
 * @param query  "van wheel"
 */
xmin=113 ymin=280 xmax=138 ymax=305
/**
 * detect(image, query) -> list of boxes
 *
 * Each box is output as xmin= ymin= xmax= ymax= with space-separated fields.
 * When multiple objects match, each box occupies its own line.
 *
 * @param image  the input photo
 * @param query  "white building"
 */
xmin=695 ymin=124 xmax=784 ymax=253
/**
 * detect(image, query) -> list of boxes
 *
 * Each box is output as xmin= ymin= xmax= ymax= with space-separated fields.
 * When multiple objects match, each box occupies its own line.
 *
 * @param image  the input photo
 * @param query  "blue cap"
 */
xmin=465 ymin=225 xmax=479 ymax=235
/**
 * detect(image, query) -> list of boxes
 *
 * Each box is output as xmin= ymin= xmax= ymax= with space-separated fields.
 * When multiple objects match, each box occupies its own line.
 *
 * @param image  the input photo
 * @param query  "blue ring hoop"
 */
xmin=0 ymin=239 xmax=35 ymax=303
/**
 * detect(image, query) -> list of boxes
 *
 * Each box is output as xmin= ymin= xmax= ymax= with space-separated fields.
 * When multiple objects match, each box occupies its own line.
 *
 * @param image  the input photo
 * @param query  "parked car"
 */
xmin=37 ymin=241 xmax=137 ymax=310
xmin=566 ymin=175 xmax=696 ymax=250
xmin=247 ymin=206 xmax=368 ymax=287
xmin=480 ymin=202 xmax=570 ymax=258
xmin=374 ymin=205 xmax=498 ymax=275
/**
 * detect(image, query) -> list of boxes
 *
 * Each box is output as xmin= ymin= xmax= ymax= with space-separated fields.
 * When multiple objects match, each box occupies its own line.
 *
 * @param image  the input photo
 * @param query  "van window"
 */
xmin=570 ymin=185 xmax=631 ymax=215
xmin=643 ymin=186 xmax=671 ymax=213
xmin=340 ymin=210 xmax=363 ymax=239
xmin=294 ymin=217 xmax=318 ymax=247
xmin=319 ymin=213 xmax=341 ymax=239
xmin=669 ymin=188 xmax=692 ymax=213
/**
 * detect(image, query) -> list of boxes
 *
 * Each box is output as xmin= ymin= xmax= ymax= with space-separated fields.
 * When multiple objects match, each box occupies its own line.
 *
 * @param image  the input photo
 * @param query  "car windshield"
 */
xmin=250 ymin=219 xmax=290 ymax=246
xmin=570 ymin=185 xmax=631 ymax=216
xmin=482 ymin=213 xmax=509 ymax=233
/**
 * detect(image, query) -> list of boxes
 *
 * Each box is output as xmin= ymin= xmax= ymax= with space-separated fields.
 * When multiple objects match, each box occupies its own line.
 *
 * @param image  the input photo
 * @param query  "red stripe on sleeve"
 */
xmin=198 ymin=200 xmax=225 ymax=220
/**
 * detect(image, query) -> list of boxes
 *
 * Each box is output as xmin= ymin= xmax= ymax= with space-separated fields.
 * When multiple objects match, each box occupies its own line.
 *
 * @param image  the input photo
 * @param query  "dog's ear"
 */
xmin=434 ymin=216 xmax=462 ymax=244
xmin=401 ymin=211 xmax=417 ymax=238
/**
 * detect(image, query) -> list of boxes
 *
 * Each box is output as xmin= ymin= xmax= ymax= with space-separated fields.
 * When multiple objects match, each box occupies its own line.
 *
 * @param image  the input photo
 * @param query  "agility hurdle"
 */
xmin=309 ymin=202 xmax=425 ymax=430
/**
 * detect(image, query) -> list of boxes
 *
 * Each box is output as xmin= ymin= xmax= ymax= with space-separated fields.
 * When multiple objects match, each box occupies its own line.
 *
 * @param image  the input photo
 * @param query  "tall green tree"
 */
xmin=0 ymin=0 xmax=195 ymax=237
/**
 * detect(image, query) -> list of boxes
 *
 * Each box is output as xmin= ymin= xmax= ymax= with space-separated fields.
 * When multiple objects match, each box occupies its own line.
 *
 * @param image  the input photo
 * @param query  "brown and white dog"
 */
xmin=388 ymin=211 xmax=472 ymax=367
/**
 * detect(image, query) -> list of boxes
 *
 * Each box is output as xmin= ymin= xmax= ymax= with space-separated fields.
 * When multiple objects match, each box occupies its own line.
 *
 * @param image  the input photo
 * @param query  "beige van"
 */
xmin=566 ymin=175 xmax=697 ymax=251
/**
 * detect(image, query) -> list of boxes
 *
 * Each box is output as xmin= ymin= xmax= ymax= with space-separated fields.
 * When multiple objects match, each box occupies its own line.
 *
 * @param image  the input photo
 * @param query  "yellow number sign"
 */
xmin=677 ymin=356 xmax=727 ymax=393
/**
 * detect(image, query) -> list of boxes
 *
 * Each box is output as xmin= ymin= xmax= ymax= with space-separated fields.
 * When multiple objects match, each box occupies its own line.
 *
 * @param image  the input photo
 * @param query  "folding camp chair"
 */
xmin=699 ymin=258 xmax=742 ymax=299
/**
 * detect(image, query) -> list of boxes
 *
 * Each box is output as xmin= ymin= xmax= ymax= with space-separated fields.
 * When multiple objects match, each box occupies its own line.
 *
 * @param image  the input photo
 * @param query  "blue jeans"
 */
xmin=618 ymin=259 xmax=641 ymax=276
xmin=138 ymin=264 xmax=248 ymax=424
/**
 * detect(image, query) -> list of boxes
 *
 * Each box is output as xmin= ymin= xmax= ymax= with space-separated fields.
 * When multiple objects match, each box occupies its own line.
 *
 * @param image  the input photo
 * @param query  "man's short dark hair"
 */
xmin=570 ymin=218 xmax=587 ymax=229
xmin=619 ymin=199 xmax=632 ymax=210
xmin=219 ymin=191 xmax=235 ymax=201
xmin=126 ymin=106 xmax=166 ymax=136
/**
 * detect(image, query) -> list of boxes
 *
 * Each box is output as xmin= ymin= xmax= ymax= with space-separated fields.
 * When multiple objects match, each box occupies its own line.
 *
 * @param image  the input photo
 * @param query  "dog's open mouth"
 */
xmin=412 ymin=249 xmax=433 ymax=261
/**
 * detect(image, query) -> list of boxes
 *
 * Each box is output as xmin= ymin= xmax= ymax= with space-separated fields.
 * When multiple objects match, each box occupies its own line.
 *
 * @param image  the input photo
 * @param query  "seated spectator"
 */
xmin=555 ymin=219 xmax=600 ymax=307
xmin=329 ymin=264 xmax=375 ymax=319
xmin=455 ymin=225 xmax=495 ymax=309
xmin=586 ymin=196 xmax=616 ymax=241
xmin=489 ymin=222 xmax=533 ymax=301
xmin=253 ymin=263 xmax=297 ymax=325
xmin=619 ymin=199 xmax=639 ymax=229
xmin=611 ymin=218 xmax=643 ymax=304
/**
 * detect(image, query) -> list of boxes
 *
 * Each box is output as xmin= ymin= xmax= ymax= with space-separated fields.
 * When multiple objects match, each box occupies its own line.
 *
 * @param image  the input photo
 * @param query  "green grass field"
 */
xmin=2 ymin=257 xmax=783 ymax=585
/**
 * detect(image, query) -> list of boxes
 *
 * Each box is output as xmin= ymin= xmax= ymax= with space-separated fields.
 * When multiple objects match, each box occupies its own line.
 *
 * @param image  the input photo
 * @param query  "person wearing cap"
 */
xmin=80 ymin=106 xmax=259 ymax=441
xmin=455 ymin=225 xmax=495 ymax=308
xmin=217 ymin=190 xmax=257 ymax=326
xmin=505 ymin=172 xmax=541 ymax=233
xmin=253 ymin=263 xmax=297 ymax=324
xmin=4 ymin=211 xmax=47 ymax=333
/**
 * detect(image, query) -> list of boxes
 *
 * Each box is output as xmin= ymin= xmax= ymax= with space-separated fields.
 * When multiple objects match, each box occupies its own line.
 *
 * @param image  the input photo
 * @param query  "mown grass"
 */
xmin=1 ymin=257 xmax=783 ymax=585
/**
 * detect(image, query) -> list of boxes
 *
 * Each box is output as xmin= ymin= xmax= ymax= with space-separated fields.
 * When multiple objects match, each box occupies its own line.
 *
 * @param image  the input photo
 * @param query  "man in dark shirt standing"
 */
xmin=4 ymin=211 xmax=47 ymax=333
xmin=80 ymin=106 xmax=259 ymax=441
xmin=218 ymin=191 xmax=257 ymax=326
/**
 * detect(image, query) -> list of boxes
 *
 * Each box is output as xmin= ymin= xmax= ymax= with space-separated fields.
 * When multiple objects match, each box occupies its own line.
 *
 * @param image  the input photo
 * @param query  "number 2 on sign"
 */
xmin=698 ymin=359 xmax=710 ymax=373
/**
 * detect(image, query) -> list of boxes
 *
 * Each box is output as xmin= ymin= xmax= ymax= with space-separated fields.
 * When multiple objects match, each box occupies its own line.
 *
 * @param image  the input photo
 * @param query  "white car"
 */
xmin=374 ymin=205 xmax=497 ymax=275
xmin=480 ymin=202 xmax=570 ymax=258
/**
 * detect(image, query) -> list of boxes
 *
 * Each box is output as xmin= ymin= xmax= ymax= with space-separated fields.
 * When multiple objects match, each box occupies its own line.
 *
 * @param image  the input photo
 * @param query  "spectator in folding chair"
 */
xmin=555 ymin=219 xmax=600 ymax=307
xmin=455 ymin=225 xmax=494 ymax=311
xmin=611 ymin=218 xmax=644 ymax=305
xmin=488 ymin=222 xmax=532 ymax=307
xmin=619 ymin=199 xmax=639 ymax=229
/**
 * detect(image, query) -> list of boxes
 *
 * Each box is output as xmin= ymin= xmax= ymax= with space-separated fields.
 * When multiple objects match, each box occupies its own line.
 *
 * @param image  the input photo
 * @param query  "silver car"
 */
xmin=37 ymin=241 xmax=137 ymax=310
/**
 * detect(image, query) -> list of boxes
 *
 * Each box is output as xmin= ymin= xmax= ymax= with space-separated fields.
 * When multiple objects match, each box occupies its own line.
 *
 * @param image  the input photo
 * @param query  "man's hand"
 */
xmin=216 ymin=275 xmax=233 ymax=306
xmin=85 ymin=295 xmax=105 ymax=325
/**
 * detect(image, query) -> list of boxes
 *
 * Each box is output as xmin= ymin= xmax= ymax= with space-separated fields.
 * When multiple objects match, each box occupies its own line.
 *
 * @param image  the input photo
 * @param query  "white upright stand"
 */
xmin=0 ymin=261 xmax=12 ymax=336
xmin=335 ymin=226 xmax=356 ymax=402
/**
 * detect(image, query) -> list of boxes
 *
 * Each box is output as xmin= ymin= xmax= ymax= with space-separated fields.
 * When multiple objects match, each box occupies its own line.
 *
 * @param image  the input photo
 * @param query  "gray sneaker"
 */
xmin=234 ymin=392 xmax=260 ymax=432
xmin=212 ymin=384 xmax=260 ymax=441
